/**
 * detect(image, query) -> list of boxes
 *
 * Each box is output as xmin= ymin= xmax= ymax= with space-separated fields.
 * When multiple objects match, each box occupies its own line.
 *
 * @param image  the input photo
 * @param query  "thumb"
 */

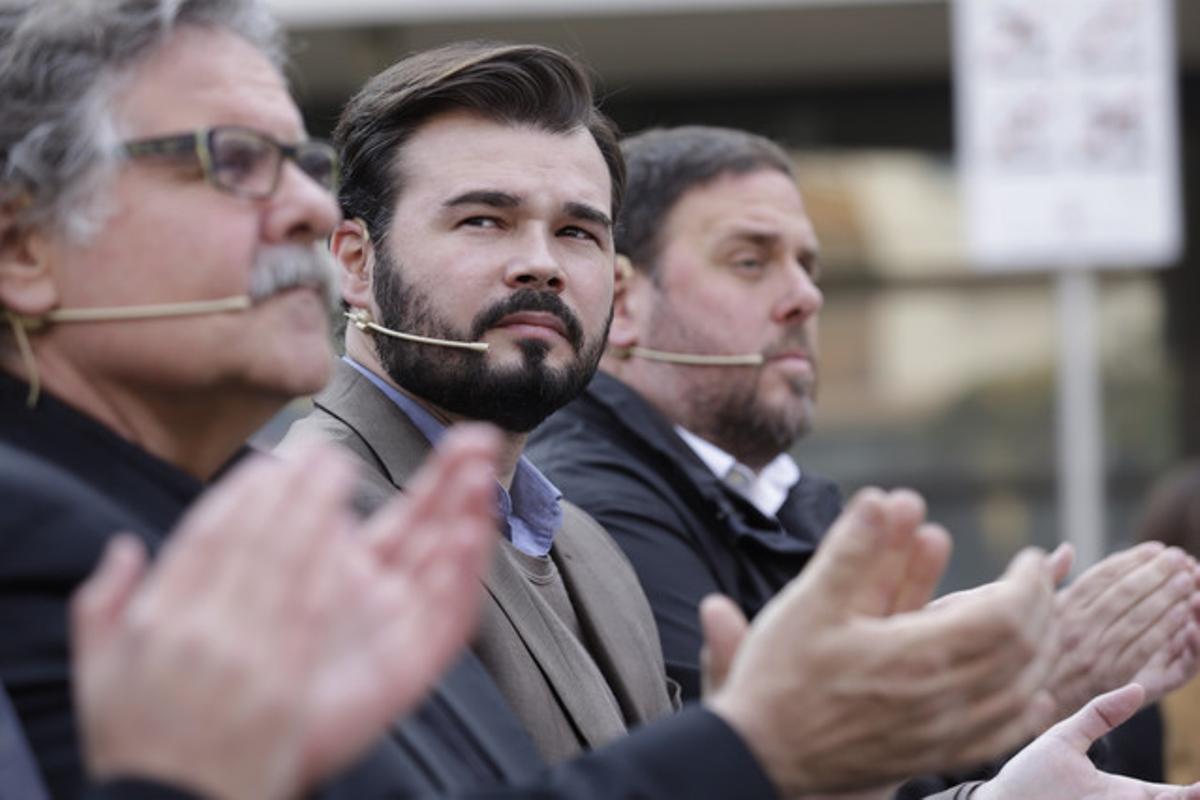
xmin=70 ymin=535 xmax=147 ymax=665
xmin=1053 ymin=683 xmax=1145 ymax=753
xmin=699 ymin=594 xmax=749 ymax=697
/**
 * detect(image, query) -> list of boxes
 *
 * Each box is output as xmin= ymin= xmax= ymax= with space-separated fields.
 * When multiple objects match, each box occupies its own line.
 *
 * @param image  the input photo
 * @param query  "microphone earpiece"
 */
xmin=612 ymin=345 xmax=763 ymax=367
xmin=346 ymin=308 xmax=489 ymax=353
xmin=5 ymin=295 xmax=255 ymax=409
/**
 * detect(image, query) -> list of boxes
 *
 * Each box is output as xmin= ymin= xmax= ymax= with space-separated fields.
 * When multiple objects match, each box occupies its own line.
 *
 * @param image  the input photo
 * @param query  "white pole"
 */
xmin=1055 ymin=269 xmax=1105 ymax=571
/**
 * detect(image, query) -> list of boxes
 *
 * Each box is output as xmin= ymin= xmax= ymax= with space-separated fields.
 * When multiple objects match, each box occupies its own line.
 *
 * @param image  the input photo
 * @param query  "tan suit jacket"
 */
xmin=279 ymin=360 xmax=677 ymax=763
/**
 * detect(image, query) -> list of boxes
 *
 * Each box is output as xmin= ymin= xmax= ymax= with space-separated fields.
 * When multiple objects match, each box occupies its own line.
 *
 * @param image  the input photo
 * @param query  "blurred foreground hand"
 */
xmin=71 ymin=426 xmax=501 ymax=800
xmin=1045 ymin=542 xmax=1200 ymax=722
xmin=704 ymin=487 xmax=1059 ymax=796
xmin=974 ymin=683 xmax=1200 ymax=800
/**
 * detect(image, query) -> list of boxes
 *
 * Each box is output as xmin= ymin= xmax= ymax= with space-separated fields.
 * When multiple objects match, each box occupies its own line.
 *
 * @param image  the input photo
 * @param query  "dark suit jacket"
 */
xmin=0 ymin=681 xmax=48 ymax=800
xmin=528 ymin=370 xmax=843 ymax=698
xmin=0 ymin=371 xmax=776 ymax=800
xmin=279 ymin=360 xmax=677 ymax=763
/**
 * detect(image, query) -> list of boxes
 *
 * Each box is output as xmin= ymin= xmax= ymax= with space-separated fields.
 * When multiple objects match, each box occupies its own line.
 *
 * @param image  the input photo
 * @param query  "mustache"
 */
xmin=247 ymin=244 xmax=338 ymax=310
xmin=761 ymin=331 xmax=815 ymax=361
xmin=470 ymin=289 xmax=584 ymax=351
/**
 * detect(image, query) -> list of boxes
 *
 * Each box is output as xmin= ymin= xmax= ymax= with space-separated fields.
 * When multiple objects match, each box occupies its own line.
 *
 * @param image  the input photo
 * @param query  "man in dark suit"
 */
xmin=526 ymin=124 xmax=1200 ymax=794
xmin=0 ymin=2 xmax=507 ymax=796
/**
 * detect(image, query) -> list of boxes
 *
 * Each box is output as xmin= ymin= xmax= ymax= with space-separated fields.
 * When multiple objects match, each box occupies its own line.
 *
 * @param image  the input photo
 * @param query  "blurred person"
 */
xmin=67 ymin=435 xmax=498 ymax=799
xmin=1135 ymin=462 xmax=1200 ymax=784
xmin=0 ymin=1 xmax=519 ymax=797
xmin=0 ymin=5 xmax=1080 ymax=800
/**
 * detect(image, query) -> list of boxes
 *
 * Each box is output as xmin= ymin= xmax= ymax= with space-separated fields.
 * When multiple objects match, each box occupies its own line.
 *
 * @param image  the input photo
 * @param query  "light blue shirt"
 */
xmin=344 ymin=356 xmax=562 ymax=556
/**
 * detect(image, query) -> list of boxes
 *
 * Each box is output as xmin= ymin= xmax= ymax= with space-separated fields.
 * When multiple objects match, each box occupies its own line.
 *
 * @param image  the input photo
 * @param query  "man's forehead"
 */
xmin=393 ymin=111 xmax=612 ymax=214
xmin=115 ymin=26 xmax=303 ymax=141
xmin=674 ymin=173 xmax=817 ymax=247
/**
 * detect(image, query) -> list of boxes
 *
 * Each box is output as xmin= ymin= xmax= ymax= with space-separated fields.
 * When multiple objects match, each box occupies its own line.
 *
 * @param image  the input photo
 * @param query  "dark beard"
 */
xmin=693 ymin=370 xmax=814 ymax=470
xmin=371 ymin=250 xmax=609 ymax=432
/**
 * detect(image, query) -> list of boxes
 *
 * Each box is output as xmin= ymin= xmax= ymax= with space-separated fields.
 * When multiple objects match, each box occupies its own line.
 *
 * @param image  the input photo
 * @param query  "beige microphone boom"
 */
xmin=616 ymin=345 xmax=763 ymax=367
xmin=346 ymin=309 xmax=489 ymax=352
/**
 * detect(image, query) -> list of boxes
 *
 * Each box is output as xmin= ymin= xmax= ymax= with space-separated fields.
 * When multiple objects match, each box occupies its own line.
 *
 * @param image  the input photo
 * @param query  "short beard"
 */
xmin=371 ymin=250 xmax=609 ymax=433
xmin=697 ymin=375 xmax=814 ymax=470
xmin=647 ymin=288 xmax=815 ymax=468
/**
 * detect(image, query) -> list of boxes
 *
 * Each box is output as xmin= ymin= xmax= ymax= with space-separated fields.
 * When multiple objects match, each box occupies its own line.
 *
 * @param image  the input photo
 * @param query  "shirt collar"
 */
xmin=674 ymin=425 xmax=801 ymax=519
xmin=342 ymin=356 xmax=561 ymax=556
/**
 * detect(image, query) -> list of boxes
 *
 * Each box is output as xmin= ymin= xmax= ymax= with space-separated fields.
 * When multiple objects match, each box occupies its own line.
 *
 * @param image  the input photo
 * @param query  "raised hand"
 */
xmin=1048 ymin=543 xmax=1200 ymax=719
xmin=72 ymin=426 xmax=500 ymax=800
xmin=974 ymin=683 xmax=1200 ymax=800
xmin=706 ymin=487 xmax=1058 ymax=796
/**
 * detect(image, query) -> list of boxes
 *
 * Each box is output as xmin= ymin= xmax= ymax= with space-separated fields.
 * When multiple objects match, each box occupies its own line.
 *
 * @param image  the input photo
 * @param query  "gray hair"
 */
xmin=0 ymin=0 xmax=283 ymax=241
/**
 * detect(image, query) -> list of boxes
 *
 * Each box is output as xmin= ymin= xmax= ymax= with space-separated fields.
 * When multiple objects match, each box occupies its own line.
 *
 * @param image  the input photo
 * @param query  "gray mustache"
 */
xmin=247 ymin=245 xmax=338 ymax=310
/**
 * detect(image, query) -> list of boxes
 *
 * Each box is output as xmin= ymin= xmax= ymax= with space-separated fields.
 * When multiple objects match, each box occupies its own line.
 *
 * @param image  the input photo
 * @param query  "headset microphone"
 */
xmin=611 ymin=256 xmax=762 ymax=367
xmin=611 ymin=345 xmax=763 ymax=367
xmin=345 ymin=308 xmax=489 ymax=353
xmin=6 ymin=295 xmax=255 ymax=408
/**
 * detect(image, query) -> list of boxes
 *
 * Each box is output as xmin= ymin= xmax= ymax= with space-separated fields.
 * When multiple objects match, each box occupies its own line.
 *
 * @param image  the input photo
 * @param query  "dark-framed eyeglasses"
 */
xmin=122 ymin=125 xmax=339 ymax=200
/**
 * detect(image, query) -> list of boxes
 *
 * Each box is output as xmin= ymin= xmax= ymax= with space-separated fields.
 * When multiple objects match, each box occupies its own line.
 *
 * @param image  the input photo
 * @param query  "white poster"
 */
xmin=954 ymin=0 xmax=1182 ymax=271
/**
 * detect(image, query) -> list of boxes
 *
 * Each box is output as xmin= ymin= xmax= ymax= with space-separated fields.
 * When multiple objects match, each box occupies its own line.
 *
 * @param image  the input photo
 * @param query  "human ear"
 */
xmin=330 ymin=218 xmax=373 ymax=311
xmin=608 ymin=254 xmax=645 ymax=349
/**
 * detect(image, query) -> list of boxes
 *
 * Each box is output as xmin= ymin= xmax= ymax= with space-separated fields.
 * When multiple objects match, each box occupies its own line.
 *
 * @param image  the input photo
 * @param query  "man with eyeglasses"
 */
xmin=0 ymin=1 xmax=504 ymax=798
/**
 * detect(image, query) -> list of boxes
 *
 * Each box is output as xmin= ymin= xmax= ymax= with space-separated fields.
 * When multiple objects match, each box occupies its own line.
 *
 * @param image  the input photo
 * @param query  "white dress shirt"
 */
xmin=674 ymin=426 xmax=801 ymax=519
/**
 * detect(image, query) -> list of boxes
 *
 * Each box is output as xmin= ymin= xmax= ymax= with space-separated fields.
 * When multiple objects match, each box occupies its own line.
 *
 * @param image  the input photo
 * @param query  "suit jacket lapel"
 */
xmin=553 ymin=507 xmax=673 ymax=726
xmin=318 ymin=361 xmax=624 ymax=748
xmin=315 ymin=363 xmax=557 ymax=772
xmin=312 ymin=361 xmax=431 ymax=490
xmin=480 ymin=542 xmax=622 ymax=748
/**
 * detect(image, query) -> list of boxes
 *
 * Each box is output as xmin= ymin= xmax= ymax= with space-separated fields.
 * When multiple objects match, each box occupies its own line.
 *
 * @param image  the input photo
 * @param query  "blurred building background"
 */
xmin=265 ymin=0 xmax=1200 ymax=590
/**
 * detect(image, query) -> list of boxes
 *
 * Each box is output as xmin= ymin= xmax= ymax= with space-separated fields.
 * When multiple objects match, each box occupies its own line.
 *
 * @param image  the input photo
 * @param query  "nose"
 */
xmin=503 ymin=227 xmax=565 ymax=293
xmin=262 ymin=161 xmax=341 ymax=245
xmin=773 ymin=265 xmax=823 ymax=325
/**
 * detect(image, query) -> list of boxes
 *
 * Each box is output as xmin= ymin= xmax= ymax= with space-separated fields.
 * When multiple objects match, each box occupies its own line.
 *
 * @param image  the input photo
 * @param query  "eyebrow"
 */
xmin=443 ymin=191 xmax=612 ymax=231
xmin=444 ymin=190 xmax=520 ymax=209
xmin=720 ymin=228 xmax=821 ymax=270
xmin=564 ymin=202 xmax=612 ymax=231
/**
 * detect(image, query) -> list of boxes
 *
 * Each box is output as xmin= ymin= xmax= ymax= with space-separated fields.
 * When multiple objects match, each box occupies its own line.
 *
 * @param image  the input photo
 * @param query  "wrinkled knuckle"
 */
xmin=1057 ymin=623 xmax=1086 ymax=654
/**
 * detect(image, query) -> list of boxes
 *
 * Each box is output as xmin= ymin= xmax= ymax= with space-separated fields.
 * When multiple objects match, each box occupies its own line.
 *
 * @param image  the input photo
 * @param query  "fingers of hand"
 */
xmin=1087 ymin=547 xmax=1189 ymax=636
xmin=1059 ymin=542 xmax=1164 ymax=612
xmin=856 ymin=489 xmax=929 ymax=617
xmin=71 ymin=534 xmax=148 ymax=664
xmin=891 ymin=523 xmax=953 ymax=614
xmin=366 ymin=423 xmax=500 ymax=568
xmin=206 ymin=446 xmax=358 ymax=631
xmin=1106 ymin=563 xmax=1197 ymax=678
xmin=805 ymin=487 xmax=890 ymax=589
xmin=1047 ymin=543 xmax=1075 ymax=586
xmin=807 ymin=488 xmax=929 ymax=619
